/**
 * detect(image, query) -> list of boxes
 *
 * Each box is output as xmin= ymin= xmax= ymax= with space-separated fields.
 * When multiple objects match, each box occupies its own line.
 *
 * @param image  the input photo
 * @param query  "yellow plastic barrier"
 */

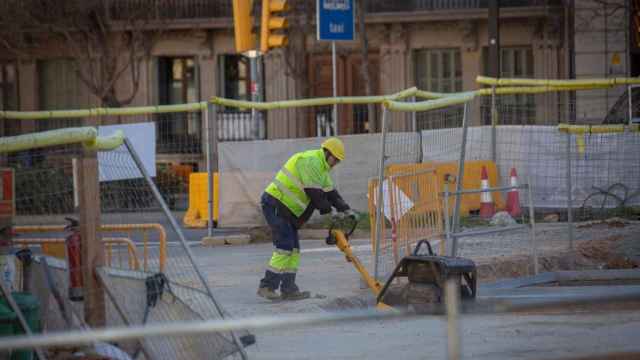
xmin=183 ymin=172 xmax=219 ymax=228
xmin=385 ymin=160 xmax=505 ymax=216
xmin=15 ymin=237 xmax=140 ymax=270
xmin=558 ymin=123 xmax=640 ymax=134
xmin=15 ymin=223 xmax=166 ymax=272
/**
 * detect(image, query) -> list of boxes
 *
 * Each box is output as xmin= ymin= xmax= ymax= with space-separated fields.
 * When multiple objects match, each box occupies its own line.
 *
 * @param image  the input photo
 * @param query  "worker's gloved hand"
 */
xmin=331 ymin=209 xmax=345 ymax=221
xmin=344 ymin=209 xmax=359 ymax=221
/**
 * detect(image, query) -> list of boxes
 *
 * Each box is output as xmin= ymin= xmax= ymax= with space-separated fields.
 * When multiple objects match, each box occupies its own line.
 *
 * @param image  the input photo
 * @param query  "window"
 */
xmin=38 ymin=59 xmax=87 ymax=131
xmin=216 ymin=55 xmax=266 ymax=141
xmin=157 ymin=57 xmax=201 ymax=153
xmin=159 ymin=57 xmax=198 ymax=105
xmin=482 ymin=46 xmax=535 ymax=125
xmin=414 ymin=48 xmax=463 ymax=129
xmin=0 ymin=62 xmax=19 ymax=136
xmin=415 ymin=48 xmax=462 ymax=93
xmin=218 ymin=55 xmax=264 ymax=104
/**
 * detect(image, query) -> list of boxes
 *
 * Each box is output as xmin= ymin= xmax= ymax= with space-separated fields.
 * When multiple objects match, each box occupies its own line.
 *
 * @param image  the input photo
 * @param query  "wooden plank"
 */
xmin=78 ymin=116 xmax=105 ymax=327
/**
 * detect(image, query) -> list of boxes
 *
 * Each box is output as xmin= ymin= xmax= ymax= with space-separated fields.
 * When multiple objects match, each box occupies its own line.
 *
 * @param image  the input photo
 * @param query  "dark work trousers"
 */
xmin=259 ymin=193 xmax=301 ymax=293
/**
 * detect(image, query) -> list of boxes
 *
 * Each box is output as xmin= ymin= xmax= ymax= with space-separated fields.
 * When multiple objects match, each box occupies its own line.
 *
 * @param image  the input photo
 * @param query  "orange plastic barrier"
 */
xmin=385 ymin=160 xmax=505 ymax=216
xmin=15 ymin=223 xmax=165 ymax=272
xmin=15 ymin=237 xmax=140 ymax=270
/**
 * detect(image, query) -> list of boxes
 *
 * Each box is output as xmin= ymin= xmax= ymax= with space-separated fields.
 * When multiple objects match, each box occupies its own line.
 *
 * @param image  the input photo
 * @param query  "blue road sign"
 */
xmin=317 ymin=0 xmax=355 ymax=41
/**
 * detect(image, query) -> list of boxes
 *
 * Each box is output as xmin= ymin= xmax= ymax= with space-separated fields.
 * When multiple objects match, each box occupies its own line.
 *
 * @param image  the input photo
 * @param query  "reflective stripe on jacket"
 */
xmin=265 ymin=149 xmax=334 ymax=217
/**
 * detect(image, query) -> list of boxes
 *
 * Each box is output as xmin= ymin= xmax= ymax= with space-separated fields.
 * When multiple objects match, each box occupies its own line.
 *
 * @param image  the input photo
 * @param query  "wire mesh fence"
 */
xmin=2 ymin=80 xmax=640 ymax=356
xmin=373 ymin=88 xmax=640 ymax=281
xmin=2 ymin=115 xmax=251 ymax=359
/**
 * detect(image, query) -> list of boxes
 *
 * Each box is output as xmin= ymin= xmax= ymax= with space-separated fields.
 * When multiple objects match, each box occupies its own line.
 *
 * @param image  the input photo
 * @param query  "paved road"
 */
xmin=188 ymin=239 xmax=640 ymax=360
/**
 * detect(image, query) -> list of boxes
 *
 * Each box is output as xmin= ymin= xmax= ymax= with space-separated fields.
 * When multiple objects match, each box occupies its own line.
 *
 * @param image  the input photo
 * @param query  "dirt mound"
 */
xmin=577 ymin=235 xmax=639 ymax=270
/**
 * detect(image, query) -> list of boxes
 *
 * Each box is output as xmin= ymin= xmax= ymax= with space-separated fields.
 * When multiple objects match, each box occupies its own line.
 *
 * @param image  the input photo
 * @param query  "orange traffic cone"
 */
xmin=506 ymin=167 xmax=522 ymax=217
xmin=479 ymin=165 xmax=495 ymax=219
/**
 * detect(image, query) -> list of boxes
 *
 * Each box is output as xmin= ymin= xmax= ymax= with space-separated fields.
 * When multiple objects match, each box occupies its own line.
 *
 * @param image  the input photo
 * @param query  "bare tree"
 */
xmin=357 ymin=0 xmax=377 ymax=132
xmin=273 ymin=0 xmax=377 ymax=133
xmin=281 ymin=0 xmax=315 ymax=99
xmin=0 ymin=0 xmax=164 ymax=107
xmin=574 ymin=0 xmax=628 ymax=31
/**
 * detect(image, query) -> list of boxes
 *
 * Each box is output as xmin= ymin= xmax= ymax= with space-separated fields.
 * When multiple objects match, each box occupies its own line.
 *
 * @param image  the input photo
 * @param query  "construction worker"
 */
xmin=258 ymin=137 xmax=357 ymax=301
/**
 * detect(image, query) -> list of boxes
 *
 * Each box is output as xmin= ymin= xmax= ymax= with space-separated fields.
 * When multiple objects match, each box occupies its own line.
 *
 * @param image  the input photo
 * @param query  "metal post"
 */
xmin=72 ymin=158 xmax=79 ymax=209
xmin=566 ymin=133 xmax=575 ymax=252
xmin=205 ymin=103 xmax=217 ymax=237
xmin=628 ymin=85 xmax=633 ymax=126
xmin=374 ymin=107 xmax=389 ymax=281
xmin=332 ymin=41 xmax=338 ymax=135
xmin=250 ymin=55 xmax=261 ymax=139
xmin=445 ymin=279 xmax=460 ymax=360
xmin=490 ymin=85 xmax=497 ymax=162
xmin=527 ymin=180 xmax=538 ymax=275
xmin=443 ymin=180 xmax=451 ymax=256
xmin=488 ymin=0 xmax=500 ymax=102
xmin=450 ymin=103 xmax=470 ymax=257
xmin=123 ymin=138 xmax=247 ymax=360
xmin=413 ymin=96 xmax=424 ymax=163
xmin=411 ymin=96 xmax=417 ymax=132
xmin=256 ymin=55 xmax=265 ymax=138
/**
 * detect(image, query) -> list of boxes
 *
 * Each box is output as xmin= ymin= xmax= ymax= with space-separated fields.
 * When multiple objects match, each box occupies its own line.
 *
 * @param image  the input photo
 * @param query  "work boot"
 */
xmin=280 ymin=290 xmax=311 ymax=301
xmin=257 ymin=287 xmax=280 ymax=300
xmin=259 ymin=270 xmax=282 ymax=291
xmin=280 ymin=273 xmax=310 ymax=301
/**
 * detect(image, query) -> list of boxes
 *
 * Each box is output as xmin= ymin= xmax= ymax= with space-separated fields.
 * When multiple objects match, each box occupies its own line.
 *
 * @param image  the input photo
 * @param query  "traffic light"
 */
xmin=232 ymin=0 xmax=256 ymax=53
xmin=260 ymin=0 xmax=289 ymax=53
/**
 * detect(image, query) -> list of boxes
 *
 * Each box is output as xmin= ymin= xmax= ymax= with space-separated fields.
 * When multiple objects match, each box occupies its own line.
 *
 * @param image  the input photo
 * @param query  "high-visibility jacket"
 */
xmin=265 ymin=149 xmax=336 ymax=218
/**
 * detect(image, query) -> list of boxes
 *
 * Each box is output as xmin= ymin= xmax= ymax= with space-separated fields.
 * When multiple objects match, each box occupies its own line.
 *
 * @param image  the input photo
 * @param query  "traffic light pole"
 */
xmin=332 ymin=41 xmax=338 ymax=135
xmin=250 ymin=54 xmax=261 ymax=138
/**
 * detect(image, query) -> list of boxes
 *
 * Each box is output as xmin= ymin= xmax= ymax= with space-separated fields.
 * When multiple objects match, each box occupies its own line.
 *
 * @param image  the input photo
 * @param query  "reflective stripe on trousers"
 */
xmin=268 ymin=248 xmax=300 ymax=273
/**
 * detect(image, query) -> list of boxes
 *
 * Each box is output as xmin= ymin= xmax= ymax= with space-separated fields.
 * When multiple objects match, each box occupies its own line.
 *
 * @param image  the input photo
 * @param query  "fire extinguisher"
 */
xmin=65 ymin=217 xmax=83 ymax=302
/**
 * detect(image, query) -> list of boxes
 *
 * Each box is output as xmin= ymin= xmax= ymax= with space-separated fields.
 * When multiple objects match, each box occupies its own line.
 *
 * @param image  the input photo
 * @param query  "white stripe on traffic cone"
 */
xmin=479 ymin=165 xmax=495 ymax=219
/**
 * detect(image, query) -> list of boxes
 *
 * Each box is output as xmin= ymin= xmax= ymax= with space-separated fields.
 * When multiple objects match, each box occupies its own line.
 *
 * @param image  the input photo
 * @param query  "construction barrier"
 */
xmin=14 ymin=223 xmax=166 ymax=272
xmin=15 ymin=237 xmax=140 ymax=271
xmin=183 ymin=172 xmax=219 ymax=228
xmin=368 ymin=166 xmax=444 ymax=264
xmin=384 ymin=160 xmax=504 ymax=216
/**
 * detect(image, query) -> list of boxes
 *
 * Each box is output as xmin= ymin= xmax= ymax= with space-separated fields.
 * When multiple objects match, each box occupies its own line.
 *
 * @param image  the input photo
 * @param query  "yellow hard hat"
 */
xmin=321 ymin=137 xmax=345 ymax=161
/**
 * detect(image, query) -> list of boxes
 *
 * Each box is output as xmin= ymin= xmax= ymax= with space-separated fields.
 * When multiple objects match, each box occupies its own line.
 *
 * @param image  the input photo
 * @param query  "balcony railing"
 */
xmin=104 ymin=0 xmax=561 ymax=21
xmin=218 ymin=111 xmax=266 ymax=142
xmin=107 ymin=0 xmax=233 ymax=20
xmin=155 ymin=111 xmax=265 ymax=154
xmin=367 ymin=0 xmax=562 ymax=13
xmin=3 ymin=0 xmax=564 ymax=24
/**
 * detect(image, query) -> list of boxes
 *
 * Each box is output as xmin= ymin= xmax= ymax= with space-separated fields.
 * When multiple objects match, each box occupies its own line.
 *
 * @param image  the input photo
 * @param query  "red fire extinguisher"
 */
xmin=65 ymin=217 xmax=83 ymax=302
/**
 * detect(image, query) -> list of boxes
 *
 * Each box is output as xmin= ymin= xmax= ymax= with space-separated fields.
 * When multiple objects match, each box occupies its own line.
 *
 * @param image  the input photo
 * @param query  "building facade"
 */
xmin=0 ymin=0 xmax=612 ymax=170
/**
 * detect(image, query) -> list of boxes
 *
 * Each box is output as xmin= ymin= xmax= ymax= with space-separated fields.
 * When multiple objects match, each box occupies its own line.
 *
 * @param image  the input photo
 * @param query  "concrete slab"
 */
xmin=201 ymin=234 xmax=251 ymax=247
